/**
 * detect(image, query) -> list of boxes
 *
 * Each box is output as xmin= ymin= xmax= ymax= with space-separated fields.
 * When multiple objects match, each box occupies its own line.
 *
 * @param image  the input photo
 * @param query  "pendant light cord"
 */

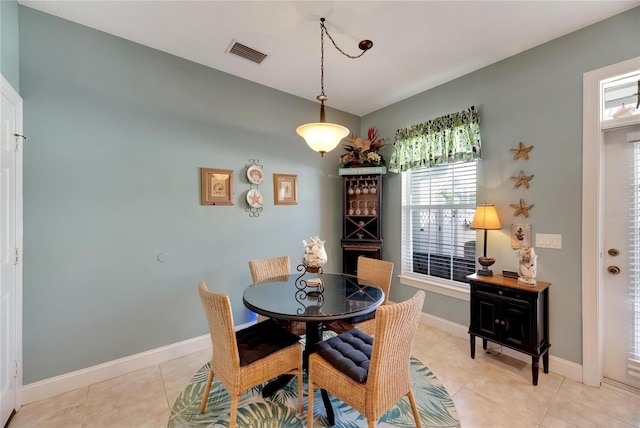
xmin=318 ymin=17 xmax=373 ymax=100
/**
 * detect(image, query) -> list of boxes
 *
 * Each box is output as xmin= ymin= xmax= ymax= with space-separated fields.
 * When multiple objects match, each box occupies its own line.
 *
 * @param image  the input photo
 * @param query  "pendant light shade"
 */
xmin=296 ymin=122 xmax=349 ymax=156
xmin=298 ymin=18 xmax=372 ymax=156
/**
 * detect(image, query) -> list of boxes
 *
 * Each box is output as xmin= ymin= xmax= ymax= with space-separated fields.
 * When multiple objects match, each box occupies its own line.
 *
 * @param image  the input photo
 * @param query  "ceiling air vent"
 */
xmin=227 ymin=40 xmax=268 ymax=65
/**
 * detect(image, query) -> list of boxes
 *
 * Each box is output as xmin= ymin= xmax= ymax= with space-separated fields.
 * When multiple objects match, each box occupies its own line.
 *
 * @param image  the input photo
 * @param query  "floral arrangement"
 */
xmin=339 ymin=126 xmax=387 ymax=167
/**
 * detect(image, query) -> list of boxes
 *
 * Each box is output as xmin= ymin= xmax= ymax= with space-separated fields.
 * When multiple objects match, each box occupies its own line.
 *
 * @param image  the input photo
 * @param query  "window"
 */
xmin=401 ymin=161 xmax=477 ymax=285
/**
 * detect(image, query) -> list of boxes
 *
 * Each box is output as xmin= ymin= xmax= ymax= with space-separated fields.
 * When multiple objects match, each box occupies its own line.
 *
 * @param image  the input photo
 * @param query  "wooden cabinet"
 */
xmin=468 ymin=273 xmax=551 ymax=385
xmin=339 ymin=167 xmax=385 ymax=275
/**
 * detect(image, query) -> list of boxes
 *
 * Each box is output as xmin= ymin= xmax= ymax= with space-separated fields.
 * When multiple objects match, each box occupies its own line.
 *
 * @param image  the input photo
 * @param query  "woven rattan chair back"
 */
xmin=248 ymin=256 xmax=306 ymax=336
xmin=198 ymin=283 xmax=242 ymax=384
xmin=367 ymin=290 xmax=425 ymax=414
xmin=307 ymin=290 xmax=426 ymax=428
xmin=248 ymin=256 xmax=291 ymax=284
xmin=325 ymin=257 xmax=394 ymax=335
xmin=197 ymin=282 xmax=303 ymax=426
xmin=357 ymin=256 xmax=394 ymax=305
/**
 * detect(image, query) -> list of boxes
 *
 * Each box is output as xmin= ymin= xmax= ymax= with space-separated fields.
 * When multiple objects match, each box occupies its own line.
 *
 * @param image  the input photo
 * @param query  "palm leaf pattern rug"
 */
xmin=168 ymin=356 xmax=460 ymax=427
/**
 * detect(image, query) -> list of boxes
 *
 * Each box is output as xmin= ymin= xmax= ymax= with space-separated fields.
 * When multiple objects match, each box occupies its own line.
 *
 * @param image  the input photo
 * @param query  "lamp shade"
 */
xmin=470 ymin=204 xmax=502 ymax=230
xmin=296 ymin=122 xmax=349 ymax=155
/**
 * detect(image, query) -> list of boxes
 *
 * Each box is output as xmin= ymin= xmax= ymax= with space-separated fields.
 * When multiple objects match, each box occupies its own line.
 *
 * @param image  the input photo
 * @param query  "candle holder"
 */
xmin=295 ymin=263 xmax=324 ymax=296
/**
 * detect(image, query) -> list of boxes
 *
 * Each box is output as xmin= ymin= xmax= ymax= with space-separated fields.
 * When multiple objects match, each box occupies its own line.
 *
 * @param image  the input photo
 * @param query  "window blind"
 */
xmin=401 ymin=161 xmax=477 ymax=283
xmin=629 ymin=141 xmax=640 ymax=380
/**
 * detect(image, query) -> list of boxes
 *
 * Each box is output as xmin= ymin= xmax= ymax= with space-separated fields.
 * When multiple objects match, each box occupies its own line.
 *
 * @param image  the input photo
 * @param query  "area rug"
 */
xmin=168 ymin=356 xmax=460 ymax=427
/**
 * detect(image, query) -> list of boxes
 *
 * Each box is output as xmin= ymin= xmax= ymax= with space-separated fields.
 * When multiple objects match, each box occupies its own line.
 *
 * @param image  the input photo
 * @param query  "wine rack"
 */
xmin=339 ymin=167 xmax=385 ymax=275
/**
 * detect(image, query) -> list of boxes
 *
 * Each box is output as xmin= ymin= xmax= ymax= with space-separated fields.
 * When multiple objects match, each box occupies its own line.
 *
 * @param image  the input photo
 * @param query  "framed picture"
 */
xmin=201 ymin=168 xmax=233 ymax=205
xmin=273 ymin=173 xmax=298 ymax=205
xmin=511 ymin=223 xmax=531 ymax=249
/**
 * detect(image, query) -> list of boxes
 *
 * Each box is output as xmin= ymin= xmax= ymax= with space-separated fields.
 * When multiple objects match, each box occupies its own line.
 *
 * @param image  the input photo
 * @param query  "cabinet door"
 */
xmin=502 ymin=301 xmax=531 ymax=348
xmin=474 ymin=295 xmax=501 ymax=339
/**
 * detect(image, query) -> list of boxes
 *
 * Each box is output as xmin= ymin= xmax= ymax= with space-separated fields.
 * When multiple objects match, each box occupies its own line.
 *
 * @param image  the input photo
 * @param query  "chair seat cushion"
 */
xmin=236 ymin=319 xmax=300 ymax=366
xmin=315 ymin=328 xmax=372 ymax=383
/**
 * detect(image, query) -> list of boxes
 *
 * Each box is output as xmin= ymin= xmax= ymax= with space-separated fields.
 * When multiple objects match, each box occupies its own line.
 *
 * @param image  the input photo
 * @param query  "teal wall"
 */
xmin=17 ymin=3 xmax=640 ymax=383
xmin=1 ymin=0 xmax=19 ymax=88
xmin=369 ymin=7 xmax=640 ymax=364
xmin=19 ymin=7 xmax=358 ymax=384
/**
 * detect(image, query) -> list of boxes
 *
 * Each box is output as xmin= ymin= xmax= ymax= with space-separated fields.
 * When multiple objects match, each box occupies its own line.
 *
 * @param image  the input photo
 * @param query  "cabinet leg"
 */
xmin=531 ymin=356 xmax=539 ymax=386
xmin=482 ymin=338 xmax=488 ymax=351
xmin=543 ymin=351 xmax=549 ymax=374
xmin=470 ymin=334 xmax=476 ymax=359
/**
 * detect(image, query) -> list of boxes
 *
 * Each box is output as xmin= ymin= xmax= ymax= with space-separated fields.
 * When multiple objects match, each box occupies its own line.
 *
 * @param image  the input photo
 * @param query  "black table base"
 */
xmin=261 ymin=320 xmax=335 ymax=425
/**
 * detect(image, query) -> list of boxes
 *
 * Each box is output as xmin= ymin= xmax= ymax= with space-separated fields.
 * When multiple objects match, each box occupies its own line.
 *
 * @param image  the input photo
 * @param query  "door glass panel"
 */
xmin=602 ymin=73 xmax=640 ymax=121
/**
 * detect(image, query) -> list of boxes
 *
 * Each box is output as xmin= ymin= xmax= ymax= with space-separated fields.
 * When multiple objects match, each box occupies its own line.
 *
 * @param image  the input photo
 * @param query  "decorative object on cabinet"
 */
xmin=470 ymin=204 xmax=502 ymax=276
xmin=510 ymin=198 xmax=534 ymax=217
xmin=244 ymin=159 xmax=263 ymax=217
xmin=340 ymin=167 xmax=385 ymax=275
xmin=510 ymin=223 xmax=531 ymax=249
xmin=200 ymin=168 xmax=233 ymax=206
xmin=510 ymin=141 xmax=534 ymax=160
xmin=511 ymin=170 xmax=534 ymax=188
xmin=516 ymin=246 xmax=537 ymax=286
xmin=339 ymin=126 xmax=387 ymax=167
xmin=296 ymin=17 xmax=373 ymax=157
xmin=467 ymin=273 xmax=551 ymax=385
xmin=273 ymin=173 xmax=298 ymax=205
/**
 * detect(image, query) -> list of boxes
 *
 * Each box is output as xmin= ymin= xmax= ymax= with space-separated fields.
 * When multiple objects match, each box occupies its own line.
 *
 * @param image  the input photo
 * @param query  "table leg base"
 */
xmin=261 ymin=374 xmax=294 ymax=398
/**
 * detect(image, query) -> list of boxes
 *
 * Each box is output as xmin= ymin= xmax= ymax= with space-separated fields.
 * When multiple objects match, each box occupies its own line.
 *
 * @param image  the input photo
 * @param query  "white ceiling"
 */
xmin=19 ymin=1 xmax=640 ymax=116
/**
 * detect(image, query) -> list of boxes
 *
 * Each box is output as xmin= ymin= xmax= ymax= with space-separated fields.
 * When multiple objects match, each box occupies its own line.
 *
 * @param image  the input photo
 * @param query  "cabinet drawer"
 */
xmin=474 ymin=282 xmax=530 ymax=303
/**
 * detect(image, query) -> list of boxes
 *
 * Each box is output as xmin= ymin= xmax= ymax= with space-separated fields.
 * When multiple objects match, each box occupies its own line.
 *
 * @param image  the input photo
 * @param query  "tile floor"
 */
xmin=9 ymin=318 xmax=640 ymax=428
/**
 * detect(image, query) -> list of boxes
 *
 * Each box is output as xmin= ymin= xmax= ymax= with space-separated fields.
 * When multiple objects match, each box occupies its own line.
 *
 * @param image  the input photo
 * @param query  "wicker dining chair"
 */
xmin=248 ymin=256 xmax=306 ymax=336
xmin=197 ymin=282 xmax=303 ymax=426
xmin=307 ymin=290 xmax=425 ymax=428
xmin=325 ymin=256 xmax=394 ymax=335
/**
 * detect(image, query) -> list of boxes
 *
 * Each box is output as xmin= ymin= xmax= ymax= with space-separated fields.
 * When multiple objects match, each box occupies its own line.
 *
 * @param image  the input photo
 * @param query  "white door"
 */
xmin=0 ymin=75 xmax=23 ymax=426
xmin=603 ymin=124 xmax=640 ymax=390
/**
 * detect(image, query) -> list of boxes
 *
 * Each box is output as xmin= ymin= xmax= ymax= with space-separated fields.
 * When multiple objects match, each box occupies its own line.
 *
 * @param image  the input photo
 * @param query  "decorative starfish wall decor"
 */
xmin=510 ymin=141 xmax=534 ymax=160
xmin=510 ymin=198 xmax=534 ymax=217
xmin=511 ymin=170 xmax=534 ymax=189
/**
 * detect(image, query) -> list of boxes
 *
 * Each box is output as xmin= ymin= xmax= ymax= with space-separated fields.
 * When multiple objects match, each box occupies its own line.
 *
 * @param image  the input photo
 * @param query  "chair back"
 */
xmin=198 ymin=282 xmax=241 ymax=375
xmin=249 ymin=256 xmax=291 ymax=284
xmin=357 ymin=256 xmax=394 ymax=305
xmin=366 ymin=290 xmax=425 ymax=413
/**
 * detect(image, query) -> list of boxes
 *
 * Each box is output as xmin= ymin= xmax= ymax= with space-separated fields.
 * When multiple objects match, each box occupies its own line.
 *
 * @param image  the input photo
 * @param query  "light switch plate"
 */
xmin=535 ymin=233 xmax=562 ymax=249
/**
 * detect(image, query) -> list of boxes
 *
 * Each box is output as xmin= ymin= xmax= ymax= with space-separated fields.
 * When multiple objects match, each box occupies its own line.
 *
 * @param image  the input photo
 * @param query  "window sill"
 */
xmin=398 ymin=274 xmax=470 ymax=301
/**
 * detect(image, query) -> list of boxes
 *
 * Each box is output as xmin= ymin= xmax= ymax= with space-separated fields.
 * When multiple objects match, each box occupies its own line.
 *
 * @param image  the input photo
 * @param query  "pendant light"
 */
xmin=296 ymin=18 xmax=373 ymax=156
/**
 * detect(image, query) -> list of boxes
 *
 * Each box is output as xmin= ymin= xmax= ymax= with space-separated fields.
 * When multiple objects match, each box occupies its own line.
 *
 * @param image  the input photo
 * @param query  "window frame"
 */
xmin=398 ymin=161 xmax=478 ymax=301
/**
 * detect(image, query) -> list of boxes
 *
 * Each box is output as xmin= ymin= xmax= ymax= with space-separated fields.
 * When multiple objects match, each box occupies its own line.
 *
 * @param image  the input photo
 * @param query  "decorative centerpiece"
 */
xmin=298 ymin=235 xmax=327 ymax=295
xmin=339 ymin=126 xmax=387 ymax=168
xmin=301 ymin=235 xmax=327 ymax=271
xmin=517 ymin=246 xmax=537 ymax=286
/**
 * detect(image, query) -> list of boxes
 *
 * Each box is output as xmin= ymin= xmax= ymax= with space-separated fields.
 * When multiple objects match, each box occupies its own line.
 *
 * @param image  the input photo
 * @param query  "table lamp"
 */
xmin=470 ymin=204 xmax=502 ymax=276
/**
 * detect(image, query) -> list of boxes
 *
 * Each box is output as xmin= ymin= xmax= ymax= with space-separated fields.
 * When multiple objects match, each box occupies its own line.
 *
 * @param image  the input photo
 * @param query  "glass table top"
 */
xmin=243 ymin=273 xmax=384 ymax=322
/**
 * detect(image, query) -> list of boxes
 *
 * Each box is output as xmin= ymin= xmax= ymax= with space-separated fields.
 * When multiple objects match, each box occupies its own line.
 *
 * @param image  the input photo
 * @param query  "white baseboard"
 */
xmin=419 ymin=312 xmax=583 ymax=383
xmin=22 ymin=313 xmax=583 ymax=405
xmin=21 ymin=321 xmax=253 ymax=405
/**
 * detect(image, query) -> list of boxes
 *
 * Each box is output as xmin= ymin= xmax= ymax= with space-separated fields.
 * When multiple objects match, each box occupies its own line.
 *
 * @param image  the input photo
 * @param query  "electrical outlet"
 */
xmin=535 ymin=233 xmax=562 ymax=249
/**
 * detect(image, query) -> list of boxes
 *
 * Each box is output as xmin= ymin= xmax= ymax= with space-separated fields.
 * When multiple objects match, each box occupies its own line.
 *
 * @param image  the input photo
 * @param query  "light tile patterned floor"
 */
xmin=9 ymin=318 xmax=640 ymax=427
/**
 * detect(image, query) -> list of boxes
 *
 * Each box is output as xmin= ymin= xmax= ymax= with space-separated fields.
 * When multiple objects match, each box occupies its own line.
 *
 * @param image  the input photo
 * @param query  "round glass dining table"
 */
xmin=243 ymin=272 xmax=384 ymax=356
xmin=243 ymin=271 xmax=384 ymax=420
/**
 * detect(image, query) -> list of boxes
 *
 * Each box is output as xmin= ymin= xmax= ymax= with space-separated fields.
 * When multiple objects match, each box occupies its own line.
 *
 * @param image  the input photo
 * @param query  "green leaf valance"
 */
xmin=388 ymin=106 xmax=482 ymax=173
